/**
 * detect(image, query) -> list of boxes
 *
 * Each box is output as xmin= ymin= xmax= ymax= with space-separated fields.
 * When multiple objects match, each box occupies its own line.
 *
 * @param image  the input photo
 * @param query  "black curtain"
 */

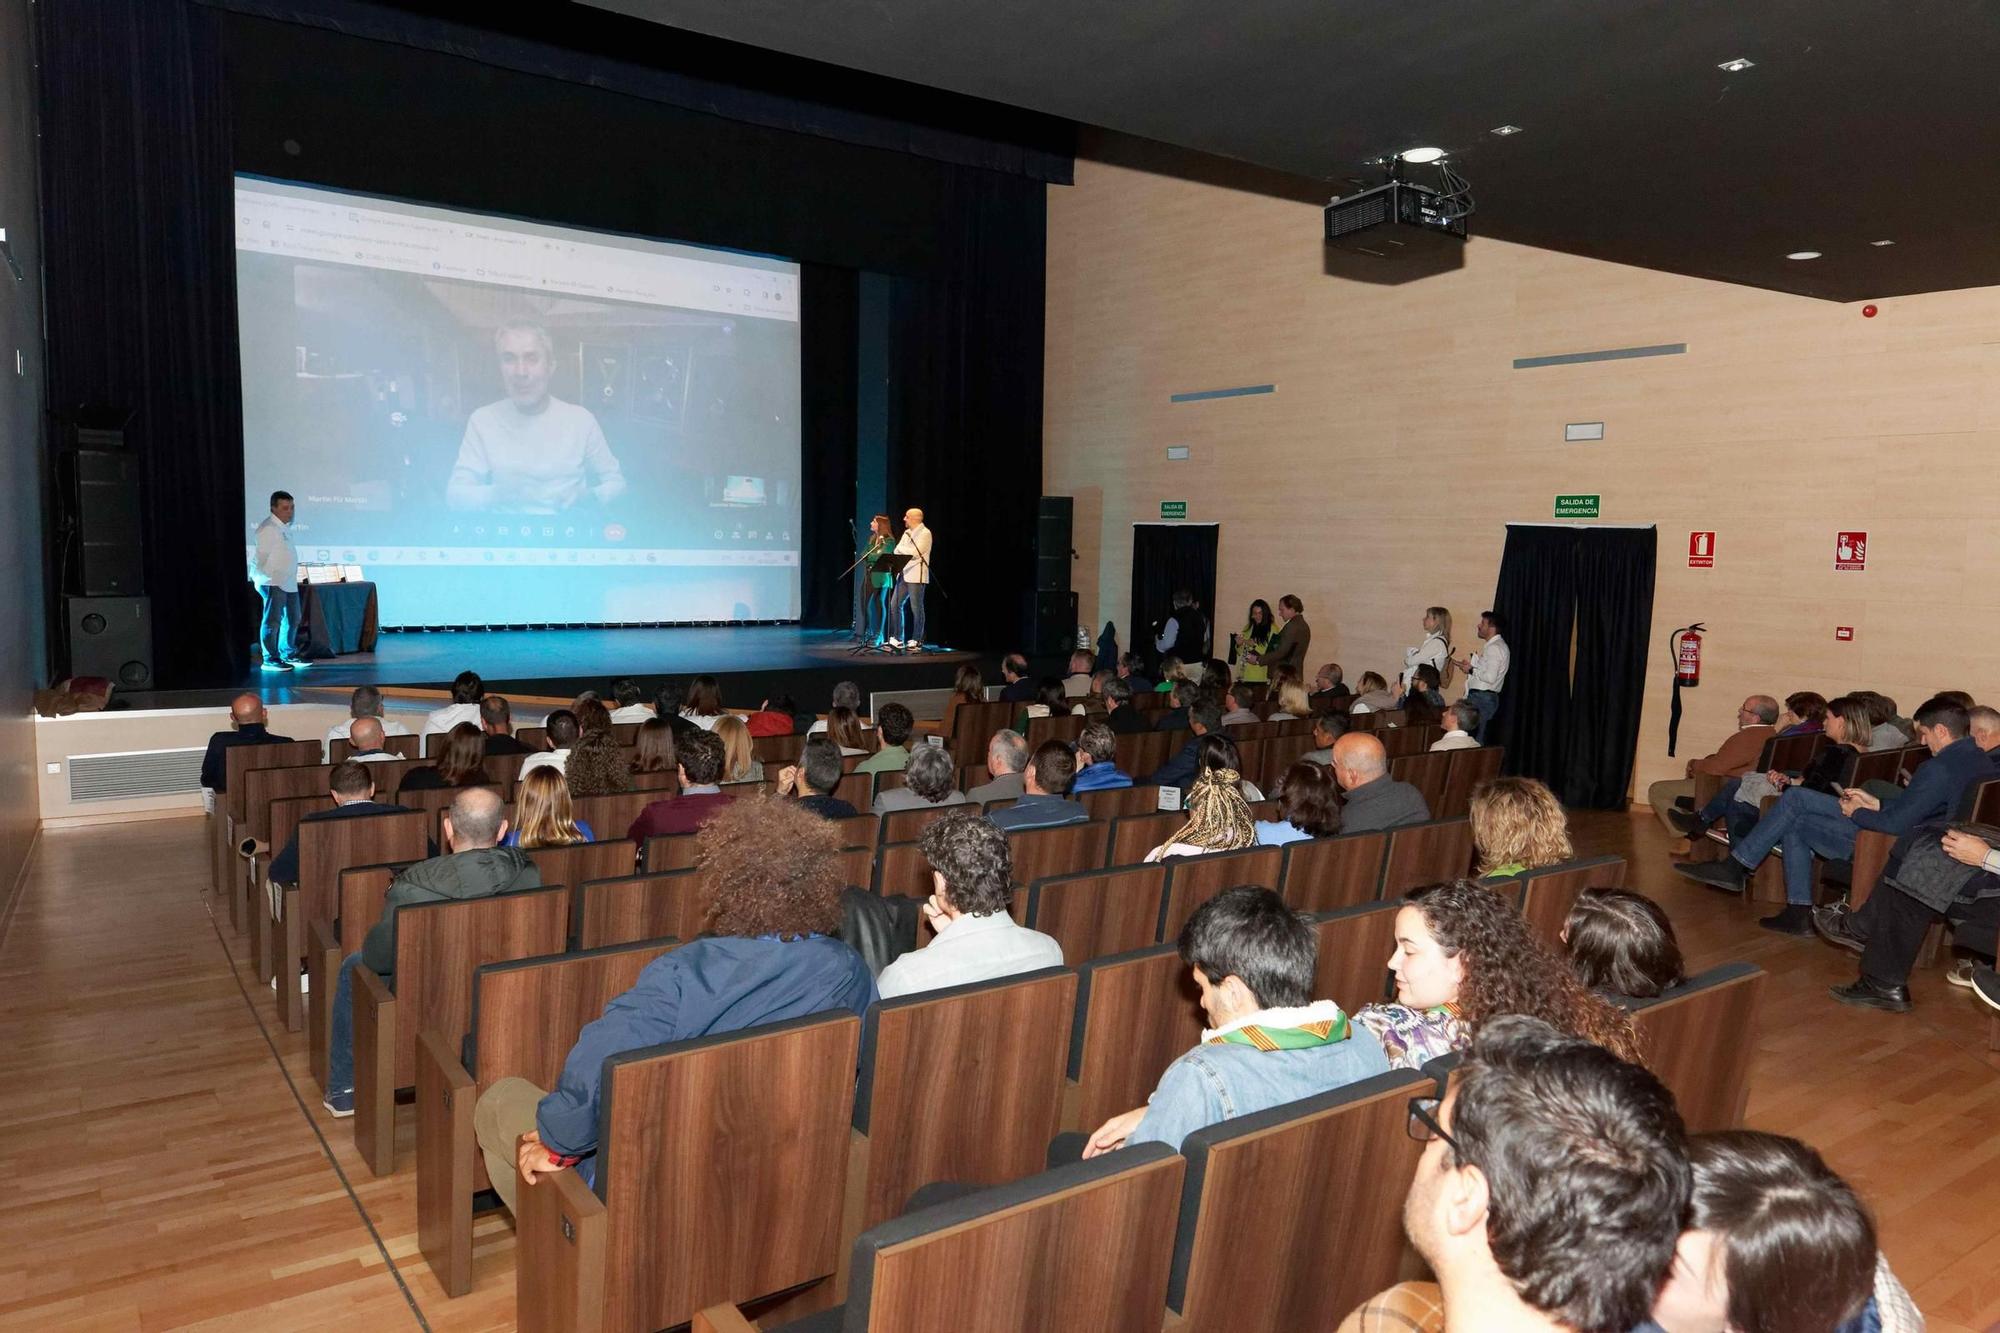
xmin=1564 ymin=528 xmax=1657 ymax=807
xmin=38 ymin=0 xmax=252 ymax=687
xmin=1492 ymin=524 xmax=1657 ymax=809
xmin=1131 ymin=524 xmax=1219 ymax=664
xmin=799 ymin=265 xmax=859 ymax=628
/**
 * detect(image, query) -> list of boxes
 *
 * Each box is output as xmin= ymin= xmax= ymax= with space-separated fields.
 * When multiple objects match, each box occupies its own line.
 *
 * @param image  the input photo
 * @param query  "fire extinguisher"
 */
xmin=1668 ymin=622 xmax=1705 ymax=757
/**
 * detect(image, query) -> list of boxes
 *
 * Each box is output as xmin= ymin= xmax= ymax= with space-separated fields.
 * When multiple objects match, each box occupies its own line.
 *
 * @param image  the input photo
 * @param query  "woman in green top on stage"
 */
xmin=1237 ymin=598 xmax=1276 ymax=684
xmin=861 ymin=513 xmax=896 ymax=644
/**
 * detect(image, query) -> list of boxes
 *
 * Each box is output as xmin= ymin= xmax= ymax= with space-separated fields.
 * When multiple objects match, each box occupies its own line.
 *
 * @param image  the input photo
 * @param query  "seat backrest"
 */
xmin=1077 ymin=785 xmax=1160 ymax=821
xmin=1436 ymin=745 xmax=1504 ymax=820
xmin=829 ymin=812 xmax=880 ymax=851
xmin=1388 ymin=752 xmax=1451 ymax=818
xmin=398 ymin=783 xmax=503 ymax=827
xmin=573 ymin=792 xmax=668 ymax=843
xmin=1069 ymin=943 xmax=1203 ymax=1131
xmin=1626 ymin=963 xmax=1765 ymax=1132
xmin=951 ymin=700 xmax=1019 ymax=763
xmin=1113 ymin=730 xmax=1175 ymax=782
xmin=1279 ymin=831 xmax=1389 ymax=912
xmin=1899 ymin=744 xmax=1931 ymax=782
xmin=642 ymin=832 xmax=702 ymax=874
xmin=336 ymin=862 xmax=408 ymax=954
xmin=874 ymin=769 xmax=909 ymax=797
xmin=1765 ymin=731 xmax=1824 ymax=772
xmin=1960 ymin=777 xmax=2000 ymax=824
xmin=577 ymin=870 xmax=709 ymax=949
xmin=853 ymin=969 xmax=1077 ymax=1232
xmin=1025 ymin=713 xmax=1085 ymax=749
xmin=834 ymin=772 xmax=873 ymax=810
xmin=525 ymin=839 xmax=639 ymax=888
xmin=243 ymin=762 xmax=335 ymax=844
xmin=471 ymin=938 xmax=677 ymax=1090
xmin=1312 ymin=902 xmax=1403 ymax=1011
xmin=515 ymin=724 xmax=550 ymax=752
xmin=881 ymin=803 xmax=961 ymax=844
xmin=1379 ymin=817 xmax=1474 ymax=897
xmin=1109 ymin=810 xmax=1184 ymax=866
xmin=751 ymin=733 xmax=806 ymax=763
xmin=1026 ymin=863 xmax=1168 ymax=966
xmin=1169 ymin=1069 xmax=1433 ymax=1330
xmin=1509 ymin=855 xmax=1627 ymax=945
xmin=1158 ymin=845 xmax=1284 ymax=940
xmin=330 ymin=734 xmax=423 ymax=764
xmin=872 ymin=841 xmax=932 ymax=897
xmin=1007 ymin=821 xmax=1112 ymax=887
xmin=596 ymin=1012 xmax=861 ymax=1331
xmin=300 ymin=809 xmax=431 ymax=926
xmin=392 ymin=887 xmax=573 ymax=1087
xmin=1848 ymin=747 xmax=1904 ymax=787
xmin=840 ymin=1145 xmax=1185 ymax=1333
xmin=833 ymin=846 xmax=873 ymax=891
xmin=222 ymin=739 xmax=323 ymax=824
xmin=268 ymin=795 xmax=320 ymax=872
xmin=1256 ymin=733 xmax=1317 ymax=792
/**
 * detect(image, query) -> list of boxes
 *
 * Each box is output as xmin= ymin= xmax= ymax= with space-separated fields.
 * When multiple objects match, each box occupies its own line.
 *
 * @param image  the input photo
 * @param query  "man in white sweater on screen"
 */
xmin=885 ymin=506 xmax=933 ymax=649
xmin=250 ymin=489 xmax=301 ymax=671
xmin=447 ymin=323 xmax=626 ymax=514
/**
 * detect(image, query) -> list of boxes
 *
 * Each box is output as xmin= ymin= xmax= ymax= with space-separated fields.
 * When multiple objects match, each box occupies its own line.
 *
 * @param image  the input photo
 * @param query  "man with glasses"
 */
xmin=1338 ymin=1016 xmax=1690 ymax=1333
xmin=1645 ymin=694 xmax=1778 ymax=835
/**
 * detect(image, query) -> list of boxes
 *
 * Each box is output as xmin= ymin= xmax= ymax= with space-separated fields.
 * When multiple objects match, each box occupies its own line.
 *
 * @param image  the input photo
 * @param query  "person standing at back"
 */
xmin=1450 ymin=611 xmax=1510 ymax=743
xmin=250 ymin=490 xmax=301 ymax=671
xmin=1255 ymin=594 xmax=1312 ymax=678
xmin=1401 ymin=606 xmax=1452 ymax=686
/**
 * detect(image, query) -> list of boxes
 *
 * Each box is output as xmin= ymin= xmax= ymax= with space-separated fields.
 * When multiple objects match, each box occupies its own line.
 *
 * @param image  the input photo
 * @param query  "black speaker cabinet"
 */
xmin=66 ymin=595 xmax=153 ymax=687
xmin=1035 ymin=495 xmax=1073 ymax=592
xmin=1023 ymin=590 xmax=1077 ymax=657
xmin=74 ymin=447 xmax=145 ymax=595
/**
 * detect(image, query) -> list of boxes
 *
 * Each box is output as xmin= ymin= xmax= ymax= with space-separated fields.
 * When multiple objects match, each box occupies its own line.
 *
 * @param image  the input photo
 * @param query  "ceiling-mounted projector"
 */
xmin=1324 ymin=180 xmax=1468 ymax=258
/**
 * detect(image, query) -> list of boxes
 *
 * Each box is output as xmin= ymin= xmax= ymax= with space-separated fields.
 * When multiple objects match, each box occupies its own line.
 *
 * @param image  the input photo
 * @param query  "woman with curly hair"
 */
xmin=1353 ymin=879 xmax=1641 ymax=1071
xmin=564 ymin=699 xmax=632 ymax=798
xmin=473 ymin=794 xmax=874 ymax=1216
xmin=1469 ymin=776 xmax=1573 ymax=879
xmin=1146 ymin=766 xmax=1257 ymax=862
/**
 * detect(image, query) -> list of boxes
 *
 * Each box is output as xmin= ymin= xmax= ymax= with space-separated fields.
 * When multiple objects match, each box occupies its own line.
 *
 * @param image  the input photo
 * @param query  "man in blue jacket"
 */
xmin=473 ymin=797 xmax=876 ymax=1211
xmin=1070 ymin=722 xmax=1134 ymax=794
xmin=1677 ymin=696 xmax=1987 ymax=935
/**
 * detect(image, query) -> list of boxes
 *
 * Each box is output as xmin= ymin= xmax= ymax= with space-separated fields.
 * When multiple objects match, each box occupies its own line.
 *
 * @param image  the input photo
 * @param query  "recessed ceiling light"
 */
xmin=1489 ymin=124 xmax=1524 ymax=136
xmin=1718 ymin=57 xmax=1756 ymax=72
xmin=1786 ymin=250 xmax=1822 ymax=260
xmin=1869 ymin=239 xmax=1895 ymax=247
xmin=1400 ymin=146 xmax=1445 ymax=164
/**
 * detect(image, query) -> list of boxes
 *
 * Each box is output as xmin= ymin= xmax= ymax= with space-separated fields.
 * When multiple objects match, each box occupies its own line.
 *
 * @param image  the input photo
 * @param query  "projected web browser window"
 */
xmin=234 ymin=177 xmax=803 ymax=626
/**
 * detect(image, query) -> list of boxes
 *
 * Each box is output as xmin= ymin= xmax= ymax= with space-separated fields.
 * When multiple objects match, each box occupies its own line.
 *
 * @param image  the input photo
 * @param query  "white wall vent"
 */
xmin=67 ymin=747 xmax=206 ymax=802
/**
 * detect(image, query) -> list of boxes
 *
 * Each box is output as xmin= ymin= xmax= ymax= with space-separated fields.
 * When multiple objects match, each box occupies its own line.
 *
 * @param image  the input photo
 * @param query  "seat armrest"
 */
xmin=354 ymin=966 xmax=397 ymax=1177
xmin=1847 ymin=829 xmax=1895 ymax=912
xmin=516 ymin=1140 xmax=607 ymax=1333
xmin=417 ymin=1027 xmax=478 ymax=1298
xmin=693 ymin=1307 xmax=762 ymax=1333
xmin=306 ymin=919 xmax=343 ymax=1091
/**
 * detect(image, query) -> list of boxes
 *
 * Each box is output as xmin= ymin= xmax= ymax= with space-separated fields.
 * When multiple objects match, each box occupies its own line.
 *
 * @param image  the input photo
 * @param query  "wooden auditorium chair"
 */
xmin=1507 ymin=855 xmax=1628 ymax=945
xmin=1023 ymin=863 xmax=1168 ymax=967
xmin=1624 ymin=962 xmax=1765 ymax=1133
xmin=1278 ymin=830 xmax=1390 ymax=912
xmin=1379 ymin=816 xmax=1475 ymax=896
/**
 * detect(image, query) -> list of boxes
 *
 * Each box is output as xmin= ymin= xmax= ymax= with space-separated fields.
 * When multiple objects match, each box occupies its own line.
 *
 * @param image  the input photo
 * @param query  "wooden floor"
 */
xmin=2 ymin=810 xmax=1998 ymax=1331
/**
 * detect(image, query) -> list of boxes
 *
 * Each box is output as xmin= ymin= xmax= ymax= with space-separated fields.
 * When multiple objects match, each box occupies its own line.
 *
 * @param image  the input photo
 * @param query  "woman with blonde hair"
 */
xmin=712 ymin=713 xmax=760 ymax=785
xmin=1145 ymin=766 xmax=1257 ymax=862
xmin=1401 ymin=606 xmax=1452 ymax=686
xmin=1153 ymin=655 xmax=1184 ymax=694
xmin=502 ymin=765 xmax=595 ymax=848
xmin=1268 ymin=678 xmax=1313 ymax=721
xmin=1469 ymin=776 xmax=1573 ymax=879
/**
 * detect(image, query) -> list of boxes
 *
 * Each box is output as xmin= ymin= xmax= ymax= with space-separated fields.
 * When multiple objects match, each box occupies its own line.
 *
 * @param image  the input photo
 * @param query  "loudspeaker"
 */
xmin=66 ymin=595 xmax=153 ymax=687
xmin=74 ymin=447 xmax=144 ymax=595
xmin=1035 ymin=495 xmax=1073 ymax=592
xmin=1023 ymin=590 xmax=1077 ymax=657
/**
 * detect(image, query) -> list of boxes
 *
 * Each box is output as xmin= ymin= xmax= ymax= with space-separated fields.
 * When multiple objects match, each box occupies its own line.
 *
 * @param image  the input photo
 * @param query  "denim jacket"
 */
xmin=1125 ymin=1001 xmax=1392 ymax=1151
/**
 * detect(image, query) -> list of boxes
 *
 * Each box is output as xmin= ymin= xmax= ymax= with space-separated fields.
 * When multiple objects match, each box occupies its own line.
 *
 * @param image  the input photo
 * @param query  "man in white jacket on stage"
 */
xmin=885 ymin=506 xmax=933 ymax=649
xmin=250 ymin=490 xmax=301 ymax=671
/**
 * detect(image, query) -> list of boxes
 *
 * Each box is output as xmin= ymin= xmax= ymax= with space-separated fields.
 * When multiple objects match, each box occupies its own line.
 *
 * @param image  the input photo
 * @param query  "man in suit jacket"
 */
xmin=1645 ymin=695 xmax=1778 ymax=834
xmin=200 ymin=693 xmax=297 ymax=794
xmin=1257 ymin=594 xmax=1312 ymax=677
xmin=267 ymin=760 xmax=406 ymax=884
xmin=627 ymin=730 xmax=736 ymax=840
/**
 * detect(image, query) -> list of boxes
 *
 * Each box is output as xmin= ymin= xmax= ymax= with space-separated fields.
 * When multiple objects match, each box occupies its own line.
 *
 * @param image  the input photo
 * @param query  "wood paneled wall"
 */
xmin=1044 ymin=132 xmax=2000 ymax=797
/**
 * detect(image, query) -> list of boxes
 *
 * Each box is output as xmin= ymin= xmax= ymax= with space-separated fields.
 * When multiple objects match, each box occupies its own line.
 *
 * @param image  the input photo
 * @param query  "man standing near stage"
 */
xmin=885 ymin=506 xmax=933 ymax=649
xmin=447 ymin=322 xmax=626 ymax=514
xmin=250 ymin=490 xmax=301 ymax=671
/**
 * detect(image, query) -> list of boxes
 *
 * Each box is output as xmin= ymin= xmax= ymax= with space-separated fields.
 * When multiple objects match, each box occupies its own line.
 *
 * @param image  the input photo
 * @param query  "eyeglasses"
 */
xmin=1407 ymin=1096 xmax=1460 ymax=1153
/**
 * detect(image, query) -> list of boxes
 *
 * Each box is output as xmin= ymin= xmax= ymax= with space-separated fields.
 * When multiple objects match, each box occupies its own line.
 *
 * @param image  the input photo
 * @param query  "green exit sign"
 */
xmin=1160 ymin=501 xmax=1188 ymax=520
xmin=1553 ymin=493 xmax=1601 ymax=518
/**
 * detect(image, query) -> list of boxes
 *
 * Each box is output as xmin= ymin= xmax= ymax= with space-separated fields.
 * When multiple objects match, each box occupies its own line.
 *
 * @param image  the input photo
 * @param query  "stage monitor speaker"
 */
xmin=74 ymin=447 xmax=145 ymax=595
xmin=1035 ymin=495 xmax=1073 ymax=592
xmin=1023 ymin=590 xmax=1077 ymax=657
xmin=66 ymin=595 xmax=153 ymax=688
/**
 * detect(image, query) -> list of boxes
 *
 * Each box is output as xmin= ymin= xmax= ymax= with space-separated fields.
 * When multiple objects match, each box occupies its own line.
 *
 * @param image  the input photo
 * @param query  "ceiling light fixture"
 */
xmin=1399 ymin=146 xmax=1445 ymax=164
xmin=1869 ymin=239 xmax=1895 ymax=247
xmin=1718 ymin=57 xmax=1756 ymax=72
xmin=1489 ymin=124 xmax=1524 ymax=136
xmin=1786 ymin=250 xmax=1822 ymax=260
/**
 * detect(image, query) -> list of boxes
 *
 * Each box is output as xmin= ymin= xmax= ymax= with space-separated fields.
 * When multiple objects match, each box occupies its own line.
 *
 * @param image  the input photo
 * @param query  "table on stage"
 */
xmin=301 ymin=580 xmax=379 ymax=657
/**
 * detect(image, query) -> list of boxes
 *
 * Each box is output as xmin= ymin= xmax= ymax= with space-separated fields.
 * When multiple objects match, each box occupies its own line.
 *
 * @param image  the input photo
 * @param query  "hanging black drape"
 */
xmin=1492 ymin=524 xmax=1656 ymax=809
xmin=38 ymin=0 xmax=252 ymax=686
xmin=799 ymin=265 xmax=860 ymax=628
xmin=1131 ymin=523 xmax=1219 ymax=664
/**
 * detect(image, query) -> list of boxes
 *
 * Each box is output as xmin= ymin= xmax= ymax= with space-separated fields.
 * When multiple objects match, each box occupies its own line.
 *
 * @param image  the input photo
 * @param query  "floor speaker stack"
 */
xmin=62 ymin=434 xmax=153 ymax=685
xmin=1025 ymin=495 xmax=1077 ymax=656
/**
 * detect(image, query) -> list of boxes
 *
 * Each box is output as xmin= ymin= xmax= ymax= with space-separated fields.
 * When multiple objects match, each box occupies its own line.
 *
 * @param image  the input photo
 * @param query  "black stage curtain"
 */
xmin=1131 ymin=524 xmax=1219 ymax=665
xmin=800 ymin=266 xmax=859 ymax=628
xmin=38 ymin=0 xmax=252 ymax=687
xmin=1493 ymin=524 xmax=1657 ymax=809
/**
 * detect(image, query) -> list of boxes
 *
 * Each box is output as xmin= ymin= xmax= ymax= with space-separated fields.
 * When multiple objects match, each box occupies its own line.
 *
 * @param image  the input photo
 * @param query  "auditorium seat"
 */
xmin=1006 ymin=821 xmax=1111 ymax=888
xmin=574 ymin=870 xmax=707 ymax=949
xmin=1076 ymin=785 xmax=1160 ymax=820
xmin=1108 ymin=811 xmax=1185 ymax=865
xmin=1157 ymin=844 xmax=1283 ymax=940
xmin=1434 ymin=744 xmax=1504 ymax=819
xmin=1506 ymin=855 xmax=1628 ymax=944
xmin=1388 ymin=751 xmax=1450 ymax=819
xmin=1311 ymin=901 xmax=1402 ymax=1012
xmin=1025 ymin=864 xmax=1168 ymax=966
xmin=524 ymin=838 xmax=640 ymax=888
xmin=305 ymin=861 xmax=409 ymax=1088
xmin=871 ymin=841 xmax=932 ymax=898
xmin=1279 ymin=831 xmax=1390 ymax=912
xmin=1623 ymin=962 xmax=1765 ymax=1133
xmin=1065 ymin=943 xmax=1203 ymax=1132
xmin=330 ymin=733 xmax=422 ymax=763
xmin=879 ymin=804 xmax=960 ymax=844
xmin=1379 ymin=817 xmax=1475 ymax=897
xmin=272 ymin=808 xmax=430 ymax=1031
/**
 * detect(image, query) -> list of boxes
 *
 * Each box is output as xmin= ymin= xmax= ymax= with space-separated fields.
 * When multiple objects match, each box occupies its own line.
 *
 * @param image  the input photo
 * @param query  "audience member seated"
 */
xmin=1302 ymin=712 xmax=1348 ymax=766
xmin=965 ymin=730 xmax=1030 ymax=803
xmin=1392 ymin=664 xmax=1448 ymax=727
xmin=988 ymin=741 xmax=1090 ymax=830
xmin=1971 ymin=702 xmax=2000 ymax=756
xmin=996 ymin=653 xmax=1037 ymax=703
xmin=1219 ymin=683 xmax=1261 ymax=727
xmin=1646 ymin=1131 xmax=1917 ymax=1333
xmin=1673 ymin=694 xmax=1870 ymax=847
xmin=652 ymin=680 xmax=702 ymax=748
xmin=1256 ymin=761 xmax=1342 ymax=847
xmin=1429 ymin=702 xmax=1482 ymax=752
xmin=1145 ymin=768 xmax=1257 ymax=862
xmin=1266 ymin=678 xmax=1313 ymax=722
xmin=1469 ymin=777 xmax=1572 ymax=880
xmin=939 ymin=664 xmax=984 ymax=738
xmin=268 ymin=761 xmax=404 ymax=885
xmin=1150 ymin=678 xmax=1196 ymax=733
xmin=606 ymin=676 xmax=653 ymax=724
xmin=1777 ymin=689 xmax=1829 ymax=736
xmin=808 ymin=680 xmax=872 ymax=736
xmin=200 ymin=693 xmax=297 ymax=797
xmin=1333 ymin=733 xmax=1432 ymax=832
xmin=1823 ymin=817 xmax=2000 ymax=1013
xmin=1145 ymin=697 xmax=1223 ymax=790
xmin=710 ymin=714 xmax=761 ymax=786
xmin=1153 ymin=654 xmax=1185 ymax=694
xmin=1070 ymin=722 xmax=1134 ymax=793
xmin=1337 ymin=1016 xmax=1689 ymax=1333
xmin=421 ymin=671 xmax=486 ymax=739
xmin=824 ymin=705 xmax=873 ymax=756
xmin=1347 ymin=671 xmax=1396 ymax=714
xmin=876 ymin=813 xmax=1063 ymax=999
xmin=626 ymin=729 xmax=735 ymax=840
xmin=1309 ymin=661 xmax=1350 ymax=713
xmin=1645 ymin=694 xmax=1779 ymax=834
xmin=518 ymin=710 xmax=578 ymax=779
xmin=501 ymin=766 xmax=597 ymax=848
xmin=323 ymin=685 xmax=412 ymax=757
xmin=1100 ymin=676 xmax=1149 ymax=735
xmin=628 ymin=717 xmax=676 ymax=777
xmin=777 ymin=737 xmax=860 ymax=819
xmin=565 ymin=700 xmax=631 ymax=797
xmin=473 ymin=797 xmax=874 ymax=1211
xmin=678 ymin=673 xmax=740 ymax=731
xmin=401 ymin=722 xmax=490 ymax=792
xmin=1062 ymin=649 xmax=1096 ymax=697
xmin=1561 ymin=889 xmax=1685 ymax=1001
xmin=1679 ymin=695 xmax=1984 ymax=935
xmin=323 ymin=788 xmax=541 ymax=1116
xmin=856 ymin=703 xmax=917 ymax=774
xmin=343 ymin=717 xmax=397 ymax=763
xmin=1355 ymin=880 xmax=1642 ymax=1071
xmin=1116 ymin=650 xmax=1153 ymax=693
xmin=1016 ymin=676 xmax=1086 ymax=732
xmin=1853 ymin=691 xmax=1910 ymax=749
xmin=1084 ymin=886 xmax=1390 ymax=1156
xmin=744 ymin=694 xmax=797 ymax=738
xmin=475 ymin=695 xmax=530 ymax=756
xmin=1198 ymin=732 xmax=1267 ymax=801
xmin=872 ymin=743 xmax=969 ymax=814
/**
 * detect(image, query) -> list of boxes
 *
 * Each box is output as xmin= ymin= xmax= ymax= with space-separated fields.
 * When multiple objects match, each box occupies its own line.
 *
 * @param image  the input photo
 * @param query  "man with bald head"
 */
xmin=322 ymin=786 xmax=541 ymax=1117
xmin=267 ymin=760 xmax=404 ymax=886
xmin=1646 ymin=694 xmax=1778 ymax=835
xmin=884 ymin=506 xmax=933 ymax=649
xmin=199 ymin=693 xmax=296 ymax=797
xmin=1332 ymin=732 xmax=1432 ymax=832
xmin=345 ymin=717 xmax=397 ymax=763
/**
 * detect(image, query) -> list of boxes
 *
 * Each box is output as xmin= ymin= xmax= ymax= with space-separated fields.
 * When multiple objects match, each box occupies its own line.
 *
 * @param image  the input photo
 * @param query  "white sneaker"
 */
xmin=1947 ymin=959 xmax=1977 ymax=989
xmin=885 ymin=638 xmax=903 ymax=648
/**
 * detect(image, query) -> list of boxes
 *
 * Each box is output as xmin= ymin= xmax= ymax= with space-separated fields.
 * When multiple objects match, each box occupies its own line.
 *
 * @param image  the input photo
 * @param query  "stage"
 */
xmin=121 ymin=626 xmax=1009 ymax=710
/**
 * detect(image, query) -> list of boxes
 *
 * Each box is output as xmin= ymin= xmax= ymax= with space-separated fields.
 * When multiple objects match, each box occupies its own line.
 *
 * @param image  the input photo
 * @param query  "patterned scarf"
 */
xmin=1205 ymin=1000 xmax=1353 ymax=1049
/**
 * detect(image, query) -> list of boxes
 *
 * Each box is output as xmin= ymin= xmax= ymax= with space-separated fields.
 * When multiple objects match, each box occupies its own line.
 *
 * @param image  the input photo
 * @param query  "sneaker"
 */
xmin=323 ymin=1089 xmax=355 ymax=1117
xmin=1704 ymin=828 xmax=1732 ymax=846
xmin=885 ymin=638 xmax=903 ymax=648
xmin=262 ymin=660 xmax=293 ymax=672
xmin=1972 ymin=965 xmax=2000 ymax=1014
xmin=1674 ymin=859 xmax=1747 ymax=893
xmin=1829 ymin=978 xmax=1912 ymax=1013
xmin=1812 ymin=905 xmax=1867 ymax=955
xmin=1946 ymin=959 xmax=1977 ymax=989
